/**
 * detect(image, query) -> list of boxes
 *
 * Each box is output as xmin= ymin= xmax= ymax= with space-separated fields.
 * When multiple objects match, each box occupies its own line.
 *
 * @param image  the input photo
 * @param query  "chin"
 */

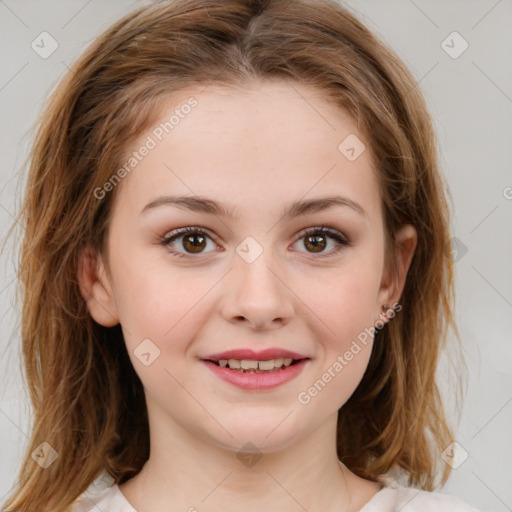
xmin=208 ymin=415 xmax=302 ymax=454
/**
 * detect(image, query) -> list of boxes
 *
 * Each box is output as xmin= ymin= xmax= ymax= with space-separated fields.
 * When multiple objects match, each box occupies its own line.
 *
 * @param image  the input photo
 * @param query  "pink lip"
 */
xmin=201 ymin=348 xmax=308 ymax=362
xmin=202 ymin=359 xmax=309 ymax=390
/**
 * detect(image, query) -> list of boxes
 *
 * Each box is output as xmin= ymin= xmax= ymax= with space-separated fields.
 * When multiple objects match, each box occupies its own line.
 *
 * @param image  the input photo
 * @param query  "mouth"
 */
xmin=201 ymin=357 xmax=310 ymax=390
xmin=205 ymin=357 xmax=308 ymax=373
xmin=199 ymin=348 xmax=311 ymax=389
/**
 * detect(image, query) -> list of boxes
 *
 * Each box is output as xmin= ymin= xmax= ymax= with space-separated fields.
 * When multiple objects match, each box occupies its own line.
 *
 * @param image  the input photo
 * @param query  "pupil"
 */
xmin=184 ymin=234 xmax=206 ymax=253
xmin=306 ymin=235 xmax=325 ymax=253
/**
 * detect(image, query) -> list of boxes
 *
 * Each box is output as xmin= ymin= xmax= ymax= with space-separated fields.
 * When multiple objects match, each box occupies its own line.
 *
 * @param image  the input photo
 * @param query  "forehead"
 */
xmin=112 ymin=80 xmax=382 ymax=224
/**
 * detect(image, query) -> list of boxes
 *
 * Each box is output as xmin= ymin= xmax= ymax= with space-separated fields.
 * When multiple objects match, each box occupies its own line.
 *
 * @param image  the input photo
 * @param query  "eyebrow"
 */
xmin=140 ymin=194 xmax=367 ymax=219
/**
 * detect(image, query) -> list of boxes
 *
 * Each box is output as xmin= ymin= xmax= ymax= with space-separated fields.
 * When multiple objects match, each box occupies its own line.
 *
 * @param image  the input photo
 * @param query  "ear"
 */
xmin=77 ymin=246 xmax=120 ymax=327
xmin=375 ymin=224 xmax=417 ymax=325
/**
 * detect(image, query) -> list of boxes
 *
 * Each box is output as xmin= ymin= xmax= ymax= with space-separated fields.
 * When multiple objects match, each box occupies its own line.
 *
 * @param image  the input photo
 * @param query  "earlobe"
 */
xmin=77 ymin=246 xmax=120 ymax=327
xmin=375 ymin=224 xmax=418 ymax=324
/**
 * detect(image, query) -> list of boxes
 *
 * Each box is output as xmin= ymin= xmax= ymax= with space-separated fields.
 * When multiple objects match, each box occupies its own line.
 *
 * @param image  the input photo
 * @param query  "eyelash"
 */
xmin=159 ymin=225 xmax=350 ymax=260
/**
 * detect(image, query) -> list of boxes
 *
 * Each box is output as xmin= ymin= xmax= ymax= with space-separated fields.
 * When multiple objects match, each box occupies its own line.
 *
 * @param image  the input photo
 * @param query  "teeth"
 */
xmin=241 ymin=359 xmax=259 ymax=370
xmin=216 ymin=358 xmax=297 ymax=371
xmin=258 ymin=359 xmax=275 ymax=370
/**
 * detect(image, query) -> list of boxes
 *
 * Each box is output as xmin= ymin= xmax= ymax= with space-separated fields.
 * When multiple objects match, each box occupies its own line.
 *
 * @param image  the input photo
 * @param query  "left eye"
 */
xmin=160 ymin=226 xmax=349 ymax=259
xmin=291 ymin=226 xmax=349 ymax=256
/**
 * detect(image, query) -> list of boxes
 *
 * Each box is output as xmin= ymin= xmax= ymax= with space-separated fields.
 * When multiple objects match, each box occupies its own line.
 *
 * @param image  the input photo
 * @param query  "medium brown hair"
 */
xmin=3 ymin=0 xmax=466 ymax=510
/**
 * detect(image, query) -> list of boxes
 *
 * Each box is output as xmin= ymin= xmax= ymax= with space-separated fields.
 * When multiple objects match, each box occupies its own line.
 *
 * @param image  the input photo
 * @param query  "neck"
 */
xmin=118 ymin=406 xmax=378 ymax=512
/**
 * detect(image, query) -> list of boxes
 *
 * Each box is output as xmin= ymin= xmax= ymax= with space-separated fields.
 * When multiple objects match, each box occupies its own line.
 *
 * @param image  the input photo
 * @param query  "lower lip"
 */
xmin=202 ymin=359 xmax=309 ymax=390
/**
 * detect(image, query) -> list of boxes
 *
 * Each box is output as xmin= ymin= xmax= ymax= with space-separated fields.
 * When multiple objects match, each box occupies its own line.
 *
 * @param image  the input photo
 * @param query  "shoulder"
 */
xmin=71 ymin=484 xmax=136 ymax=512
xmin=361 ymin=476 xmax=482 ymax=512
xmin=393 ymin=483 xmax=482 ymax=511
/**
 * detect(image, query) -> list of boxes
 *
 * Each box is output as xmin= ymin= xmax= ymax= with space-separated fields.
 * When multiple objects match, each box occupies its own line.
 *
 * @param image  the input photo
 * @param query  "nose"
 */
xmin=221 ymin=250 xmax=295 ymax=331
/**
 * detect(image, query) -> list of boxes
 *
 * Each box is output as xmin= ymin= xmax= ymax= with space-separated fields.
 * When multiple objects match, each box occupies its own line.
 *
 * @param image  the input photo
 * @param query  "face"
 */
xmin=80 ymin=80 xmax=416 ymax=455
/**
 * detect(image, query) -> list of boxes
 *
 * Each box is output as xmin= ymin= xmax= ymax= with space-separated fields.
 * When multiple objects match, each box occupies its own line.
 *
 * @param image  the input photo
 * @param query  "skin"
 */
xmin=78 ymin=79 xmax=417 ymax=512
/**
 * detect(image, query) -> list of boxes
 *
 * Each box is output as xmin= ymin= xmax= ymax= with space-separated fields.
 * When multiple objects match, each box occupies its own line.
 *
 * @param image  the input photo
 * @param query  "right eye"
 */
xmin=159 ymin=227 xmax=220 ymax=259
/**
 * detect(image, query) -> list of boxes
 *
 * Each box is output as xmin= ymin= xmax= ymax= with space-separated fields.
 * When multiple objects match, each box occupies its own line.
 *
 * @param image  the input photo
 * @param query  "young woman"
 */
xmin=4 ymin=0 xmax=480 ymax=510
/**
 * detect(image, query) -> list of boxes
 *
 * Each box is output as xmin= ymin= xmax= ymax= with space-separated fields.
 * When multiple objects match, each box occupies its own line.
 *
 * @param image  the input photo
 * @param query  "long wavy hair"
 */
xmin=3 ymin=0 xmax=466 ymax=510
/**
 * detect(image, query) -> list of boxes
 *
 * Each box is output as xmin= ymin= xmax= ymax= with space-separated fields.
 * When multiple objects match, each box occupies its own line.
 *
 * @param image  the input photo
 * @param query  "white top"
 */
xmin=72 ymin=475 xmax=483 ymax=511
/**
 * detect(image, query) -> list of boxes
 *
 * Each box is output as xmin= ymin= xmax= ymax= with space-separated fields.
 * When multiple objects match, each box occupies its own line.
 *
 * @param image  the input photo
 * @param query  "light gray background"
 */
xmin=1 ymin=1 xmax=511 ymax=510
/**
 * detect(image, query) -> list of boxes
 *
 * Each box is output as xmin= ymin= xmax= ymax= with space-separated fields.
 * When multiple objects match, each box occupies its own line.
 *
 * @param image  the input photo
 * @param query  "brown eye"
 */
xmin=181 ymin=233 xmax=207 ymax=253
xmin=161 ymin=227 xmax=218 ymax=258
xmin=293 ymin=226 xmax=349 ymax=257
xmin=303 ymin=233 xmax=327 ymax=253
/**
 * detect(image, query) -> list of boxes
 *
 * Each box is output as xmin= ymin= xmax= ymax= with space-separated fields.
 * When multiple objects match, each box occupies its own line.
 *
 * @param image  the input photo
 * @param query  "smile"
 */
xmin=212 ymin=357 xmax=296 ymax=372
xmin=202 ymin=358 xmax=309 ymax=390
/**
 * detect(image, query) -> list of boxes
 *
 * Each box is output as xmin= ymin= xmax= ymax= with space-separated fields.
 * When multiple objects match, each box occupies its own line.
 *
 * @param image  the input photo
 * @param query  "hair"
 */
xmin=2 ymin=0 xmax=467 ymax=510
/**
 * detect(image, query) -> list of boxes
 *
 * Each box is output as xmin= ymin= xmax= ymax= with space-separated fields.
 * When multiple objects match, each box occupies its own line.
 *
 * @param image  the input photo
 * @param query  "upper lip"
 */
xmin=201 ymin=348 xmax=309 ymax=362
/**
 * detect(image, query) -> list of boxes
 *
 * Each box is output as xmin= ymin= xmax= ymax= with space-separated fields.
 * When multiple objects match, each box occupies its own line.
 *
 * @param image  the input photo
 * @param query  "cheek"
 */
xmin=114 ymin=255 xmax=216 ymax=349
xmin=297 ymin=270 xmax=378 ymax=413
xmin=114 ymin=264 xmax=216 ymax=401
xmin=310 ymin=263 xmax=381 ymax=346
